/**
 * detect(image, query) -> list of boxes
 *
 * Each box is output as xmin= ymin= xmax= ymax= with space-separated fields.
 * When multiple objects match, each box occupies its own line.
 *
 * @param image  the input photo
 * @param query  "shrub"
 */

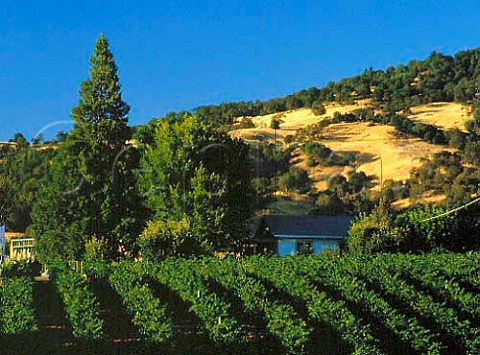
xmin=313 ymin=193 xmax=345 ymax=215
xmin=137 ymin=218 xmax=202 ymax=260
xmin=270 ymin=118 xmax=281 ymax=129
xmin=331 ymin=112 xmax=357 ymax=123
xmin=348 ymin=208 xmax=401 ymax=254
xmin=395 ymin=205 xmax=459 ymax=252
xmin=284 ymin=135 xmax=294 ymax=144
xmin=349 ymin=203 xmax=480 ymax=254
xmin=237 ymin=117 xmax=255 ymax=129
xmin=311 ymin=100 xmax=327 ymax=115
xmin=303 ymin=142 xmax=333 ymax=166
xmin=445 ymin=128 xmax=467 ymax=150
xmin=278 ymin=167 xmax=311 ymax=194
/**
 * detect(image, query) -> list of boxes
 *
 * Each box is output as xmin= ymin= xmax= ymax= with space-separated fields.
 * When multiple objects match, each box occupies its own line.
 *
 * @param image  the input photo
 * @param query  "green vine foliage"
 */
xmin=51 ymin=265 xmax=104 ymax=339
xmin=105 ymin=263 xmax=173 ymax=343
xmin=0 ymin=276 xmax=38 ymax=335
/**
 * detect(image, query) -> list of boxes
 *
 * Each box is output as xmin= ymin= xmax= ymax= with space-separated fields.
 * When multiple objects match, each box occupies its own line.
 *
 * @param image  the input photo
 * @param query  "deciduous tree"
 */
xmin=137 ymin=115 xmax=254 ymax=258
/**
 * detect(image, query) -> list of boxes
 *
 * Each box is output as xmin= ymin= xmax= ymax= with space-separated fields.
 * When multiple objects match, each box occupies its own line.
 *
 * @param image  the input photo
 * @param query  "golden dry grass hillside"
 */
xmin=295 ymin=123 xmax=451 ymax=191
xmin=243 ymin=99 xmax=372 ymax=129
xmin=230 ymin=100 xmax=467 ymax=211
xmin=407 ymin=102 xmax=471 ymax=132
xmin=0 ymin=142 xmax=57 ymax=150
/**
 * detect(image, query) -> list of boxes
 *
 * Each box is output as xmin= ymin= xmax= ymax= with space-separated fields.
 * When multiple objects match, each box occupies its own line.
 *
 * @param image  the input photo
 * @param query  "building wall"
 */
xmin=0 ymin=225 xmax=5 ymax=255
xmin=311 ymin=240 xmax=339 ymax=254
xmin=277 ymin=238 xmax=340 ymax=257
xmin=278 ymin=240 xmax=297 ymax=256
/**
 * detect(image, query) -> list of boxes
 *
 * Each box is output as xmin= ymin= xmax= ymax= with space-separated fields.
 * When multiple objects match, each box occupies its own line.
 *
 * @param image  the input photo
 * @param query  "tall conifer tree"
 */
xmin=30 ymin=35 xmax=143 ymax=261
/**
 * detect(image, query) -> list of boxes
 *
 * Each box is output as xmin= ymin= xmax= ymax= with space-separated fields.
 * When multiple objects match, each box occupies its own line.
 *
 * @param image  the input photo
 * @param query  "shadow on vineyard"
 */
xmin=88 ymin=278 xmax=146 ymax=353
xmin=200 ymin=277 xmax=292 ymax=354
xmin=309 ymin=278 xmax=419 ymax=355
xmin=359 ymin=275 xmax=466 ymax=354
xmin=1 ymin=280 xmax=84 ymax=354
xmin=398 ymin=273 xmax=480 ymax=329
xmin=141 ymin=277 xmax=224 ymax=354
xmin=2 ymin=253 xmax=480 ymax=354
xmin=247 ymin=275 xmax=351 ymax=354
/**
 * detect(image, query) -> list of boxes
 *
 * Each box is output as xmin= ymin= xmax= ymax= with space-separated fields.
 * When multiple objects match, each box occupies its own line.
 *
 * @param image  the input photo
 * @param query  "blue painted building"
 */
xmin=254 ymin=215 xmax=352 ymax=256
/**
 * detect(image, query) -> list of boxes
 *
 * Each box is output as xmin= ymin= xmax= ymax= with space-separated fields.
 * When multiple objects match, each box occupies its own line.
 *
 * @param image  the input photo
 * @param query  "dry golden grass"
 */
xmin=230 ymin=100 xmax=460 ymax=209
xmin=295 ymin=122 xmax=451 ymax=192
xmin=408 ymin=102 xmax=471 ymax=132
xmin=229 ymin=127 xmax=292 ymax=143
xmin=315 ymin=123 xmax=452 ymax=189
xmin=392 ymin=193 xmax=446 ymax=209
xmin=233 ymin=124 xmax=451 ymax=191
xmin=0 ymin=142 xmax=57 ymax=150
xmin=236 ymin=99 xmax=371 ymax=130
xmin=230 ymin=100 xmax=372 ymax=144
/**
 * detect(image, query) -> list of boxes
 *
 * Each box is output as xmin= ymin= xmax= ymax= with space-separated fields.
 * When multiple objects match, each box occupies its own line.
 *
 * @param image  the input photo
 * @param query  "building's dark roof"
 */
xmin=262 ymin=215 xmax=353 ymax=239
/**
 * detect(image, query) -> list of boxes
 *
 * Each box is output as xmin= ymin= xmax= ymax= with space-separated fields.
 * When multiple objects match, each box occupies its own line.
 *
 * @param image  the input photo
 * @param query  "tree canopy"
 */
xmin=137 ymin=115 xmax=254 ymax=259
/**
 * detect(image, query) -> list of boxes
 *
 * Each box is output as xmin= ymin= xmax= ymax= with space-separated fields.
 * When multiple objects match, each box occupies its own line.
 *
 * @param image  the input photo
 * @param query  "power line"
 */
xmin=420 ymin=195 xmax=480 ymax=222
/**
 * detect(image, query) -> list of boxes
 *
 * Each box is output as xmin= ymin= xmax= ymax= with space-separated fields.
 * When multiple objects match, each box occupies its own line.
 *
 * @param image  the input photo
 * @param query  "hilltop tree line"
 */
xmin=163 ymin=49 xmax=480 ymax=127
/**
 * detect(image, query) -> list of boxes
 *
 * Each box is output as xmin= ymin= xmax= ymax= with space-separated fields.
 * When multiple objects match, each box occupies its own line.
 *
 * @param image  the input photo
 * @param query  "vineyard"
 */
xmin=1 ymin=253 xmax=480 ymax=354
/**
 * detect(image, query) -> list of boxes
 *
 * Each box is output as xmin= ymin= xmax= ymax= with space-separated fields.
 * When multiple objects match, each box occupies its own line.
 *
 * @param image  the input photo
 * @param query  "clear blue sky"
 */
xmin=2 ymin=0 xmax=480 ymax=140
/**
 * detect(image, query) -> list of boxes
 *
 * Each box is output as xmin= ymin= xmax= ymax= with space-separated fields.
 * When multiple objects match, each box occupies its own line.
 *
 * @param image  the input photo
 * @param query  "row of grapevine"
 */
xmin=294 ymin=256 xmax=443 ymax=354
xmin=86 ymin=261 xmax=173 ymax=344
xmin=2 ymin=253 xmax=479 ymax=354
xmin=50 ymin=264 xmax=104 ymax=339
xmin=197 ymin=257 xmax=312 ymax=354
xmin=0 ymin=275 xmax=37 ymax=335
xmin=371 ymin=254 xmax=480 ymax=319
xmin=139 ymin=259 xmax=243 ymax=345
xmin=410 ymin=253 xmax=480 ymax=291
xmin=345 ymin=255 xmax=480 ymax=354
xmin=241 ymin=256 xmax=384 ymax=355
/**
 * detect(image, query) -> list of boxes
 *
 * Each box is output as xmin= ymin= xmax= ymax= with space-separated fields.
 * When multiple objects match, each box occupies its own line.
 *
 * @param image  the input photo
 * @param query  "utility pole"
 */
xmin=379 ymin=153 xmax=384 ymax=214
xmin=274 ymin=125 xmax=277 ymax=210
xmin=369 ymin=146 xmax=384 ymax=213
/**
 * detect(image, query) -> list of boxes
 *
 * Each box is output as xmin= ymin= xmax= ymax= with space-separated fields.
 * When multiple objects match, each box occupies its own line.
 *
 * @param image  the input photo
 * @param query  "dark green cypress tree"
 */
xmin=30 ymin=35 xmax=144 ymax=261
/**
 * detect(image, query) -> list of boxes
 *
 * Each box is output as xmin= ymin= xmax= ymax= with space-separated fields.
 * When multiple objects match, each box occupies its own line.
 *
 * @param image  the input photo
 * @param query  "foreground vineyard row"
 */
xmin=1 ymin=253 xmax=480 ymax=354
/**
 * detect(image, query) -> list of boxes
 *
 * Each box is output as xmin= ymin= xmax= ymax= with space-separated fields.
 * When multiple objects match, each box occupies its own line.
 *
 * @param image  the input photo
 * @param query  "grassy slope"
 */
xmin=231 ymin=101 xmax=466 ymax=213
xmin=407 ymin=102 xmax=471 ymax=132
